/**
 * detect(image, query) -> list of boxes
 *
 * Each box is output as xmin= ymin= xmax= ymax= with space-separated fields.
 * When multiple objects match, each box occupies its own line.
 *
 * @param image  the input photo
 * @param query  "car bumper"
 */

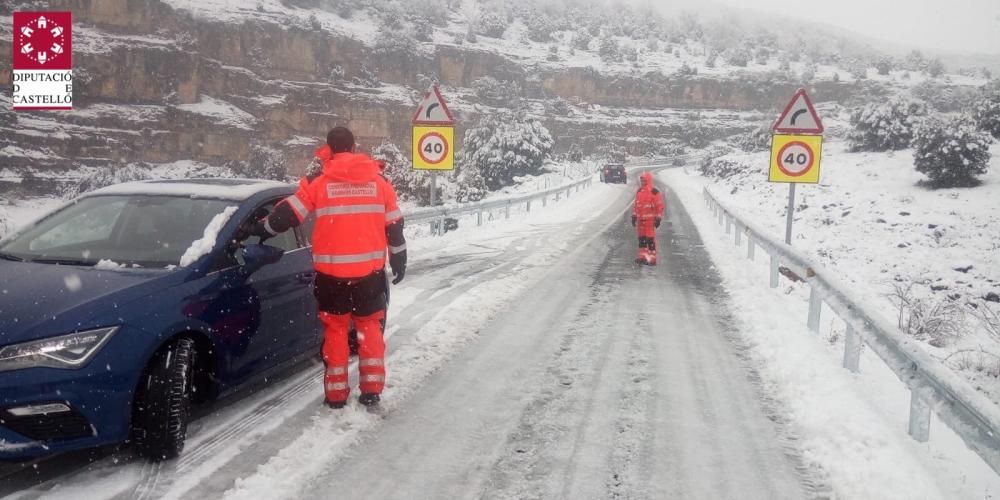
xmin=0 ymin=338 xmax=143 ymax=460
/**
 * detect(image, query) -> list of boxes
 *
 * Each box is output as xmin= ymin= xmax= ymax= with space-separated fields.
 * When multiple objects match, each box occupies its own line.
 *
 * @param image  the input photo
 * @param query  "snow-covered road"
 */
xmin=289 ymin=178 xmax=811 ymax=500
xmin=2 ymin=172 xmax=813 ymax=499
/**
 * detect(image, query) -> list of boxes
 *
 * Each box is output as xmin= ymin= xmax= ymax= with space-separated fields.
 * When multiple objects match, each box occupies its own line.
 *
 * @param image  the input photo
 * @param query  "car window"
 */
xmin=27 ymin=199 xmax=127 ymax=252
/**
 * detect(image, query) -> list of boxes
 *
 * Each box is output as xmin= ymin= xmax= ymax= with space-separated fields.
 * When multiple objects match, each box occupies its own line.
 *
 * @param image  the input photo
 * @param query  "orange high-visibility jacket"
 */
xmin=283 ymin=146 xmax=403 ymax=278
xmin=632 ymin=172 xmax=664 ymax=222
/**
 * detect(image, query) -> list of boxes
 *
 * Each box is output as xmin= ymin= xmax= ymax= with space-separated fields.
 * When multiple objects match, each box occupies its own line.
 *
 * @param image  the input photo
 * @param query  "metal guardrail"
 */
xmin=702 ymin=186 xmax=1000 ymax=475
xmin=406 ymin=157 xmax=687 ymax=233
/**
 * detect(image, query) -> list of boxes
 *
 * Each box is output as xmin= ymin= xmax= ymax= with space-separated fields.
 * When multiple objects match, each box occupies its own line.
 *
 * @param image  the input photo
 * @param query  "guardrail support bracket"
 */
xmin=747 ymin=238 xmax=755 ymax=261
xmin=807 ymin=287 xmax=822 ymax=333
xmin=908 ymin=386 xmax=933 ymax=442
xmin=843 ymin=324 xmax=861 ymax=373
xmin=769 ymin=255 xmax=780 ymax=288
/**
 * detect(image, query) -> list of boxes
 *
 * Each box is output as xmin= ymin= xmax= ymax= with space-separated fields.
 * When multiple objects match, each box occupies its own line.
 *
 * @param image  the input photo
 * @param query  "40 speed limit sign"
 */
xmin=769 ymin=134 xmax=822 ymax=184
xmin=412 ymin=126 xmax=454 ymax=170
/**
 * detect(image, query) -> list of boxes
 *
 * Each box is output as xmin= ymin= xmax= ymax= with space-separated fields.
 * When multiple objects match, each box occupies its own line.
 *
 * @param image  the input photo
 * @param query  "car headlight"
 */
xmin=0 ymin=326 xmax=118 ymax=373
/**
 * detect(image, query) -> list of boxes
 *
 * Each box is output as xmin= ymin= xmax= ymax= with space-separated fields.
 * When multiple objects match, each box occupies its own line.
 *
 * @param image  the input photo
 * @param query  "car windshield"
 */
xmin=0 ymin=195 xmax=235 ymax=267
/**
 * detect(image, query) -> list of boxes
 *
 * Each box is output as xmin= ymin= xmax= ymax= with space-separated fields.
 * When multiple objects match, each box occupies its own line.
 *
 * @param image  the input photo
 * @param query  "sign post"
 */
xmin=769 ymin=88 xmax=824 ymax=245
xmin=411 ymin=85 xmax=456 ymax=234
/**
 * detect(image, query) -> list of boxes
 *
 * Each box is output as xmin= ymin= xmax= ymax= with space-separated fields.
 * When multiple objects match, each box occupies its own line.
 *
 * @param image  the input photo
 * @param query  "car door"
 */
xmin=205 ymin=199 xmax=312 ymax=386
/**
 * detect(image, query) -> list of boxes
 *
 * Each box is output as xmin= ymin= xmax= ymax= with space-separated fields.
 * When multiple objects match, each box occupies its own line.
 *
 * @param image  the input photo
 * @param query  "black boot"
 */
xmin=326 ymin=399 xmax=346 ymax=409
xmin=358 ymin=393 xmax=380 ymax=407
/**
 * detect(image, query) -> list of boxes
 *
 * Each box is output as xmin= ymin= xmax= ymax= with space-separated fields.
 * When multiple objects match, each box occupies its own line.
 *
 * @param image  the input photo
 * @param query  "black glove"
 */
xmin=631 ymin=216 xmax=637 ymax=227
xmin=241 ymin=220 xmax=273 ymax=243
xmin=390 ymin=250 xmax=407 ymax=285
xmin=655 ymin=218 xmax=661 ymax=228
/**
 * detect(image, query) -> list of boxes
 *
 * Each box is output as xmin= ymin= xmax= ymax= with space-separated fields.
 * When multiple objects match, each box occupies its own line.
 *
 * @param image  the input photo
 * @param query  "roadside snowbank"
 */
xmin=662 ymin=168 xmax=1000 ymax=500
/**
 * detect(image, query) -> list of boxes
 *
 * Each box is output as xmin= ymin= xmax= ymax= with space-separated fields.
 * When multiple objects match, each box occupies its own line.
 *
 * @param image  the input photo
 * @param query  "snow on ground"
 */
xmin=694 ymin=141 xmax=1000 ymax=401
xmin=662 ymin=167 xmax=1000 ymax=499
xmin=175 ymin=96 xmax=258 ymax=131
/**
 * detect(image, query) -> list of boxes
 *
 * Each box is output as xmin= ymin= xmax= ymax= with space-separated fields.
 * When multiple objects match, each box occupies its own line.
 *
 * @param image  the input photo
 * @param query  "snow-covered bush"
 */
xmin=724 ymin=46 xmax=750 ymax=67
xmin=472 ymin=76 xmax=521 ymax=106
xmin=72 ymin=163 xmax=153 ymax=197
xmin=463 ymin=112 xmax=554 ymax=190
xmin=621 ymin=44 xmax=639 ymax=63
xmin=891 ymin=283 xmax=967 ymax=347
xmin=465 ymin=27 xmax=477 ymax=43
xmin=972 ymin=85 xmax=1000 ymax=139
xmin=453 ymin=154 xmax=488 ymax=203
xmin=682 ymin=118 xmax=712 ymax=149
xmin=572 ymin=28 xmax=592 ymax=51
xmin=566 ymin=143 xmax=584 ymax=162
xmin=676 ymin=62 xmax=697 ymax=77
xmin=597 ymin=142 xmax=627 ymax=163
xmin=544 ymin=97 xmax=572 ymax=116
xmin=546 ymin=45 xmax=560 ymax=62
xmin=904 ymin=50 xmax=926 ymax=72
xmin=229 ymin=145 xmax=287 ymax=181
xmin=700 ymin=157 xmax=749 ymax=180
xmin=847 ymin=97 xmax=929 ymax=152
xmin=800 ymin=61 xmax=818 ymax=83
xmin=353 ymin=64 xmax=379 ymax=87
xmin=912 ymin=115 xmax=993 ymax=188
xmin=705 ymin=51 xmax=717 ymax=69
xmin=0 ymin=212 xmax=10 ymax=239
xmin=374 ymin=25 xmax=418 ymax=55
xmin=475 ymin=12 xmax=508 ymax=38
xmin=926 ymin=58 xmax=946 ymax=78
xmin=730 ymin=124 xmax=772 ymax=152
xmin=597 ymin=35 xmax=621 ymax=63
xmin=524 ymin=13 xmax=556 ymax=42
xmin=875 ymin=56 xmax=894 ymax=76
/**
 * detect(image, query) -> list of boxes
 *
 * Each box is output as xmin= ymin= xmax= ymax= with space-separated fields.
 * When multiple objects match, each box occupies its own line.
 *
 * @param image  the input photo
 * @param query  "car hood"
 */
xmin=0 ymin=261 xmax=180 ymax=346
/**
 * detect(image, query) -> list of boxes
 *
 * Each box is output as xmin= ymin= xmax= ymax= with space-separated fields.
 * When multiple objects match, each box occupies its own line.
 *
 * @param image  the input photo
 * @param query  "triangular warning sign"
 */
xmin=412 ymin=85 xmax=455 ymax=125
xmin=773 ymin=89 xmax=824 ymax=134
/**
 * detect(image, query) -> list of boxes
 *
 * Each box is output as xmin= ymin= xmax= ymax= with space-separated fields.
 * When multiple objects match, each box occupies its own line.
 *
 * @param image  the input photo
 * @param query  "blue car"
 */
xmin=0 ymin=179 xmax=322 ymax=461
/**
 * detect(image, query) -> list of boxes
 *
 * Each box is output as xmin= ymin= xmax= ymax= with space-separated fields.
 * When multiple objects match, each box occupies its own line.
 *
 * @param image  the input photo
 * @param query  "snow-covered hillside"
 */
xmin=685 ymin=135 xmax=1000 ymax=401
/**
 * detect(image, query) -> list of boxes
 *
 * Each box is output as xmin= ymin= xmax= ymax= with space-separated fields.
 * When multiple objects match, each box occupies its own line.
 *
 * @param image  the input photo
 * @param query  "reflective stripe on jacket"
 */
xmin=285 ymin=146 xmax=403 ymax=278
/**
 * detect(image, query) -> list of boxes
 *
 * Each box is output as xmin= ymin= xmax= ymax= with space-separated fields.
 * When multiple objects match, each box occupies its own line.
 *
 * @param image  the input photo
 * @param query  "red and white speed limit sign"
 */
xmin=775 ymin=141 xmax=815 ymax=177
xmin=417 ymin=132 xmax=448 ymax=165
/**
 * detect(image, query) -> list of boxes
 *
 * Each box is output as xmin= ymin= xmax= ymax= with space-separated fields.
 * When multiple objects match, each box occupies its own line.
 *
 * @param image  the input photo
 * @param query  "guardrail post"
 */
xmin=526 ymin=199 xmax=532 ymax=212
xmin=718 ymin=208 xmax=724 ymax=225
xmin=734 ymin=223 xmax=742 ymax=246
xmin=769 ymin=255 xmax=779 ymax=288
xmin=747 ymin=237 xmax=755 ymax=260
xmin=566 ymin=187 xmax=571 ymax=198
xmin=807 ymin=287 xmax=822 ymax=333
xmin=477 ymin=209 xmax=483 ymax=226
xmin=542 ymin=195 xmax=547 ymax=207
xmin=725 ymin=215 xmax=732 ymax=235
xmin=843 ymin=325 xmax=861 ymax=373
xmin=505 ymin=201 xmax=511 ymax=220
xmin=555 ymin=191 xmax=561 ymax=202
xmin=908 ymin=386 xmax=933 ymax=442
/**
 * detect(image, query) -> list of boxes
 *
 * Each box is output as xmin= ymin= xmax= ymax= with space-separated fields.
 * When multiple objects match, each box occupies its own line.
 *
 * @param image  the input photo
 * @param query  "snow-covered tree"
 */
xmin=475 ymin=12 xmax=508 ymax=38
xmin=463 ymin=111 xmax=554 ymax=190
xmin=913 ymin=115 xmax=993 ymax=188
xmin=875 ymin=56 xmax=894 ymax=76
xmin=72 ymin=163 xmax=153 ymax=197
xmin=524 ymin=12 xmax=556 ymax=42
xmin=705 ymin=50 xmax=718 ymax=69
xmin=230 ymin=145 xmax=288 ymax=181
xmin=904 ymin=50 xmax=926 ymax=72
xmin=847 ymin=97 xmax=929 ymax=151
xmin=972 ymin=85 xmax=1000 ymax=139
xmin=374 ymin=25 xmax=418 ymax=55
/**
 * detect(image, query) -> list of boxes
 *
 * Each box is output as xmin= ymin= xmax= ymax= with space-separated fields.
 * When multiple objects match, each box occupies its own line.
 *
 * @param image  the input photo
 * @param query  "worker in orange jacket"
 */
xmin=631 ymin=171 xmax=665 ymax=265
xmin=245 ymin=127 xmax=406 ymax=409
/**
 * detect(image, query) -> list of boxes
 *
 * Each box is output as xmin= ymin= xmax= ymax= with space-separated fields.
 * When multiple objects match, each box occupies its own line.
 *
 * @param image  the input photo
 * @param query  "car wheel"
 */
xmin=132 ymin=337 xmax=196 ymax=461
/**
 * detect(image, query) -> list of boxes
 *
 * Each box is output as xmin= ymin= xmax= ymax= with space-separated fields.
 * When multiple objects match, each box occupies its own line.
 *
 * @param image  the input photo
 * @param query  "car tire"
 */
xmin=132 ymin=337 xmax=196 ymax=461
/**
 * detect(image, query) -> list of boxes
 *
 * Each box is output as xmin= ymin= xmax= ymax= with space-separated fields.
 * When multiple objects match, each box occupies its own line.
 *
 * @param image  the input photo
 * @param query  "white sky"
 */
xmin=708 ymin=0 xmax=1000 ymax=55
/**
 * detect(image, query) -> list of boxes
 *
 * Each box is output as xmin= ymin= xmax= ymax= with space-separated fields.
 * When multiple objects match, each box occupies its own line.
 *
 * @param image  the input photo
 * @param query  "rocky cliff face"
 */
xmin=0 ymin=0 xmax=865 ymax=186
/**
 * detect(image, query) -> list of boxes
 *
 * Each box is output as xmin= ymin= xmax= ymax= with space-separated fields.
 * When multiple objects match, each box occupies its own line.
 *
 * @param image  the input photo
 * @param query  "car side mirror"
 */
xmin=241 ymin=244 xmax=284 ymax=275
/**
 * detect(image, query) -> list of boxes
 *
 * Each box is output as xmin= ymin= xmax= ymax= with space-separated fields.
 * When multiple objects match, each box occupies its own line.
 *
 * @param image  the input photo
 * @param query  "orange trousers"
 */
xmin=320 ymin=311 xmax=386 ymax=403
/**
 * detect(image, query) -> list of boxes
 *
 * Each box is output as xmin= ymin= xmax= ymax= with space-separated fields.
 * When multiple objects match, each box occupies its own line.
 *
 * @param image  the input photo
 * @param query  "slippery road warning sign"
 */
xmin=412 ymin=126 xmax=454 ymax=170
xmin=772 ymin=89 xmax=823 ymax=134
xmin=769 ymin=134 xmax=822 ymax=184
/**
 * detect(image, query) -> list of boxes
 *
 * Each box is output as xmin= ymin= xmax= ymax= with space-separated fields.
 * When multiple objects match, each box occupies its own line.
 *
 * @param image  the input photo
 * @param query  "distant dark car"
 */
xmin=601 ymin=164 xmax=627 ymax=184
xmin=0 ymin=179 xmax=323 ymax=461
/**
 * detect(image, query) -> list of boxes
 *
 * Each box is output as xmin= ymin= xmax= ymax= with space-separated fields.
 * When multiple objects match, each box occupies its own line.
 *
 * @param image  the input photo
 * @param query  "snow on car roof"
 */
xmin=86 ymin=178 xmax=292 ymax=201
